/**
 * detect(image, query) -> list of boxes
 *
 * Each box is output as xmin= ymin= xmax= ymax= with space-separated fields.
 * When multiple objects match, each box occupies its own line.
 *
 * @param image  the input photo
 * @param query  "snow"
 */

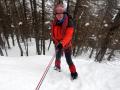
xmin=88 ymin=0 xmax=106 ymax=17
xmin=89 ymin=35 xmax=96 ymax=41
xmin=81 ymin=5 xmax=89 ymax=8
xmin=0 ymin=55 xmax=120 ymax=90
xmin=85 ymin=23 xmax=90 ymax=26
xmin=0 ymin=39 xmax=120 ymax=90
xmin=104 ymin=24 xmax=108 ymax=27
xmin=11 ymin=24 xmax=15 ymax=28
xmin=112 ymin=14 xmax=116 ymax=21
xmin=18 ymin=22 xmax=23 ymax=25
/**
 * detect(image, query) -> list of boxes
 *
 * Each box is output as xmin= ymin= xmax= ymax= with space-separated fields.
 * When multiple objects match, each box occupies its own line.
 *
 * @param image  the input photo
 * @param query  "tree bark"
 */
xmin=42 ymin=0 xmax=45 ymax=55
xmin=33 ymin=0 xmax=41 ymax=55
xmin=95 ymin=10 xmax=120 ymax=62
xmin=0 ymin=46 xmax=4 ymax=56
xmin=89 ymin=48 xmax=94 ymax=58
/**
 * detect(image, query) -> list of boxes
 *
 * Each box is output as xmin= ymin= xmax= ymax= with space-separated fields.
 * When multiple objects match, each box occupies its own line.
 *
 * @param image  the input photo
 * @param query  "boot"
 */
xmin=71 ymin=72 xmax=78 ymax=80
xmin=54 ymin=60 xmax=61 ymax=72
xmin=69 ymin=64 xmax=78 ymax=79
xmin=54 ymin=66 xmax=61 ymax=72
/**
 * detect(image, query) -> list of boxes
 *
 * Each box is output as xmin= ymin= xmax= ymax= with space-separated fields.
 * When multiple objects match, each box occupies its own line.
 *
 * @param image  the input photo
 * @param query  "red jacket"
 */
xmin=51 ymin=16 xmax=74 ymax=49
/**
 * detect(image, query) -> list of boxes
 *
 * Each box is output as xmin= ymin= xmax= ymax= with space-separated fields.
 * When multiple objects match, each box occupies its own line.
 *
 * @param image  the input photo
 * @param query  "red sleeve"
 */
xmin=51 ymin=22 xmax=58 ymax=45
xmin=61 ymin=27 xmax=74 ymax=47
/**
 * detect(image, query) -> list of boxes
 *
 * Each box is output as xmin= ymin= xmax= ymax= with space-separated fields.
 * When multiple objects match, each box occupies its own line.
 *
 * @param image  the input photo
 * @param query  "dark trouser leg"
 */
xmin=65 ymin=48 xmax=78 ymax=79
xmin=65 ymin=48 xmax=77 ymax=73
xmin=55 ymin=48 xmax=62 ymax=69
xmin=65 ymin=48 xmax=73 ymax=66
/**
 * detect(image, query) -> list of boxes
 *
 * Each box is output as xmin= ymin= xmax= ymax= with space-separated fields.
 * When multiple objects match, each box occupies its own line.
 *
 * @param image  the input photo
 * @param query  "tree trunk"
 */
xmin=11 ymin=32 xmax=15 ymax=46
xmin=75 ymin=45 xmax=81 ymax=57
xmin=89 ymin=48 xmax=94 ymax=58
xmin=16 ymin=34 xmax=23 ymax=56
xmin=26 ymin=39 xmax=28 ymax=56
xmin=48 ymin=39 xmax=52 ymax=50
xmin=35 ymin=38 xmax=41 ymax=55
xmin=107 ymin=49 xmax=115 ymax=61
xmin=67 ymin=0 xmax=70 ymax=13
xmin=23 ymin=0 xmax=29 ymax=56
xmin=33 ymin=0 xmax=41 ymax=55
xmin=0 ymin=46 xmax=4 ymax=56
xmin=95 ymin=37 xmax=108 ymax=62
xmin=42 ymin=0 xmax=45 ymax=55
xmin=5 ymin=36 xmax=11 ymax=49
xmin=95 ymin=10 xmax=120 ymax=62
xmin=72 ymin=0 xmax=80 ymax=56
xmin=4 ymin=47 xmax=8 ymax=56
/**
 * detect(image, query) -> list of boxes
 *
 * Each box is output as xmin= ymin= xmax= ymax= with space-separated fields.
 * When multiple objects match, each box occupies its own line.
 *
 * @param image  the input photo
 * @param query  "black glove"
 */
xmin=56 ymin=42 xmax=63 ymax=50
xmin=53 ymin=40 xmax=55 ymax=44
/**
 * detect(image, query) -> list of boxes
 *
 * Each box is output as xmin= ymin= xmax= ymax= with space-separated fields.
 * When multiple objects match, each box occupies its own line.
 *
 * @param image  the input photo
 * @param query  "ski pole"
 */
xmin=35 ymin=53 xmax=56 ymax=90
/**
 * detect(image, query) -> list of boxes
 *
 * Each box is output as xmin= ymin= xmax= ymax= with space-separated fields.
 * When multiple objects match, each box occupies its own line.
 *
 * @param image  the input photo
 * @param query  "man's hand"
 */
xmin=56 ymin=42 xmax=63 ymax=50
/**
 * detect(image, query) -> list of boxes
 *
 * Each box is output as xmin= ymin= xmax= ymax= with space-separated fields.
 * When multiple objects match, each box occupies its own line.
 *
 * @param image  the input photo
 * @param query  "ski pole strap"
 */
xmin=35 ymin=53 xmax=56 ymax=90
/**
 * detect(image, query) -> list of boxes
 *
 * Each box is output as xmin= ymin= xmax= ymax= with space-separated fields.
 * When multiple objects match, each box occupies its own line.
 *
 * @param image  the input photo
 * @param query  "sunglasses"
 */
xmin=54 ymin=13 xmax=64 ymax=15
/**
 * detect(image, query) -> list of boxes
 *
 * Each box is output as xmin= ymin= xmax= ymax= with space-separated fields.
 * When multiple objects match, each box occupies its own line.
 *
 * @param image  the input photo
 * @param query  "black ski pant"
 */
xmin=55 ymin=47 xmax=74 ymax=66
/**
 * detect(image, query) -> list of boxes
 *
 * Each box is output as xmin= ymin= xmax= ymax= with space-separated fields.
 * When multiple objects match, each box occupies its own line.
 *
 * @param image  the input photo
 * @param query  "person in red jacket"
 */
xmin=51 ymin=4 xmax=78 ymax=79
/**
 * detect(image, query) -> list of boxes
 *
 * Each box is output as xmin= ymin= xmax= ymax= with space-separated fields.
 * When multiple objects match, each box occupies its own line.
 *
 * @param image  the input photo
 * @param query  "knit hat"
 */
xmin=54 ymin=4 xmax=65 ymax=14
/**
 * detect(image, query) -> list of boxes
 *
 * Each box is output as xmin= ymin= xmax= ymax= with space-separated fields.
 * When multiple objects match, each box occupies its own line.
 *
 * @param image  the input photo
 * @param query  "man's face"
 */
xmin=55 ymin=13 xmax=64 ymax=20
xmin=55 ymin=6 xmax=64 ymax=20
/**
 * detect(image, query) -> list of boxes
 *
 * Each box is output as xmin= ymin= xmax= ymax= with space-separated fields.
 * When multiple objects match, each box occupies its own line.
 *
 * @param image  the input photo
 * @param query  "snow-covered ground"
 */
xmin=0 ymin=39 xmax=120 ymax=90
xmin=0 ymin=55 xmax=120 ymax=90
